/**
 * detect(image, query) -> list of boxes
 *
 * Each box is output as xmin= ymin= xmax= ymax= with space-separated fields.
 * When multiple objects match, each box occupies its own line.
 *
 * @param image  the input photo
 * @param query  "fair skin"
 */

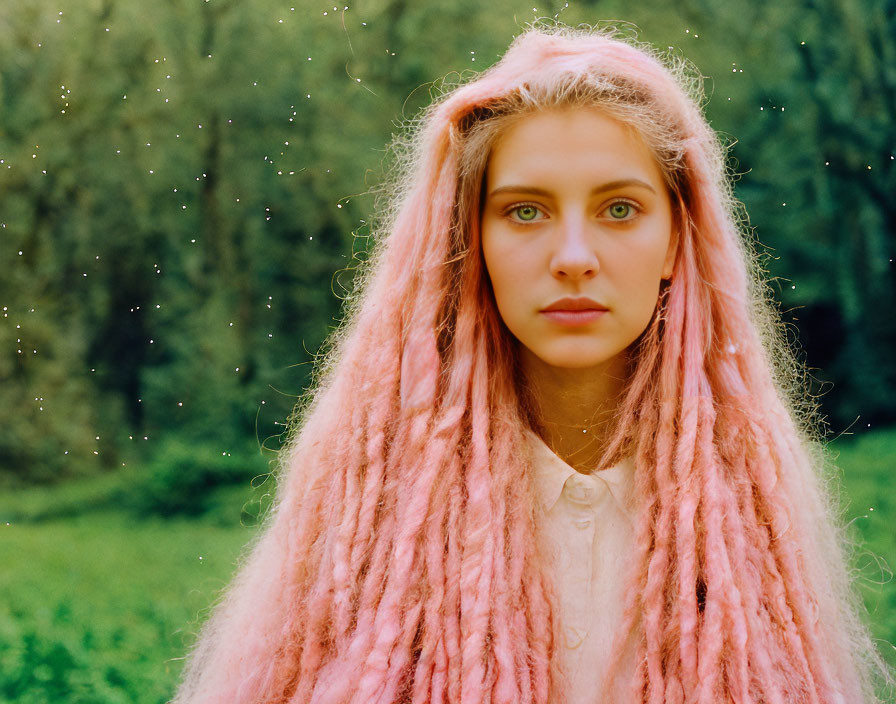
xmin=480 ymin=107 xmax=676 ymax=471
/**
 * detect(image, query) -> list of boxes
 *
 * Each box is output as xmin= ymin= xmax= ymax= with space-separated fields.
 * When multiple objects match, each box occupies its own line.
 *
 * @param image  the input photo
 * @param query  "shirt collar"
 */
xmin=525 ymin=428 xmax=636 ymax=515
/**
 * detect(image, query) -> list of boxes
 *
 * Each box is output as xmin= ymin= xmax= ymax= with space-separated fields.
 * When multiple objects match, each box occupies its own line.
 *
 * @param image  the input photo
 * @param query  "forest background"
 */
xmin=1 ymin=0 xmax=894 ymax=702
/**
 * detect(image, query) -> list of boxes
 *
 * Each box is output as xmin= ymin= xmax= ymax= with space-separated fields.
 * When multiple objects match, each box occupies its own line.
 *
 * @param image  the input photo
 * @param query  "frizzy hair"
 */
xmin=173 ymin=23 xmax=891 ymax=704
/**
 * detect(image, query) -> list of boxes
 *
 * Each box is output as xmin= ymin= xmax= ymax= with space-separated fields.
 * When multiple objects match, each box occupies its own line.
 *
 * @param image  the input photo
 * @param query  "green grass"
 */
xmin=1 ymin=429 xmax=894 ymax=702
xmin=829 ymin=428 xmax=896 ymax=682
xmin=1 ymin=511 xmax=258 ymax=704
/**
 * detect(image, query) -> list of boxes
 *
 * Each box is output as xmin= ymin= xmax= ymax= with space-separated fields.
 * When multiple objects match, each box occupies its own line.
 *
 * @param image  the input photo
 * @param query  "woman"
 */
xmin=173 ymin=24 xmax=890 ymax=703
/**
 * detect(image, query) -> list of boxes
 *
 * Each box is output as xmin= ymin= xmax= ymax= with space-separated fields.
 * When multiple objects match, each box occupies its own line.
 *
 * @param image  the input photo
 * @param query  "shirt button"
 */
xmin=565 ymin=474 xmax=599 ymax=505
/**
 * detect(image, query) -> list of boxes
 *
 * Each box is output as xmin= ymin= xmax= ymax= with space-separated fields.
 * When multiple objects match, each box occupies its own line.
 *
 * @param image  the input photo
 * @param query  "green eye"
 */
xmin=608 ymin=202 xmax=633 ymax=219
xmin=513 ymin=205 xmax=540 ymax=221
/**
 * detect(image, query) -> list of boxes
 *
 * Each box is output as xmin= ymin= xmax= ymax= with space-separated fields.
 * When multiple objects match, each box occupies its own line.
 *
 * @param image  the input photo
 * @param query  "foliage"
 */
xmin=0 ymin=512 xmax=256 ymax=704
xmin=833 ymin=428 xmax=896 ymax=676
xmin=0 ymin=438 xmax=273 ymax=524
xmin=0 ymin=2 xmax=893 ymax=480
xmin=124 ymin=436 xmax=271 ymax=517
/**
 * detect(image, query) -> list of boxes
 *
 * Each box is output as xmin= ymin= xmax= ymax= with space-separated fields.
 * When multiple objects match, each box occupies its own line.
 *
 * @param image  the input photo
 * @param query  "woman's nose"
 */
xmin=549 ymin=216 xmax=599 ymax=280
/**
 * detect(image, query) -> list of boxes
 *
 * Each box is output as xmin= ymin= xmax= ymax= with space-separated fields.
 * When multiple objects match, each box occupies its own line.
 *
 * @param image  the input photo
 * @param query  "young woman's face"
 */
xmin=480 ymin=107 xmax=676 ymax=370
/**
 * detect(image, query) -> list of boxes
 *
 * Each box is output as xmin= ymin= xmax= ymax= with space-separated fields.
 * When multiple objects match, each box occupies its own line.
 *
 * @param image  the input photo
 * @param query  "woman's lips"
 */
xmin=540 ymin=309 xmax=608 ymax=326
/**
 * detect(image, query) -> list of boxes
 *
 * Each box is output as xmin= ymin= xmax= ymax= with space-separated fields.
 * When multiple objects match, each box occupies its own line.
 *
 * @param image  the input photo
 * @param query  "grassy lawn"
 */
xmin=829 ymin=428 xmax=896 ymax=686
xmin=1 ymin=511 xmax=257 ymax=704
xmin=1 ymin=429 xmax=893 ymax=702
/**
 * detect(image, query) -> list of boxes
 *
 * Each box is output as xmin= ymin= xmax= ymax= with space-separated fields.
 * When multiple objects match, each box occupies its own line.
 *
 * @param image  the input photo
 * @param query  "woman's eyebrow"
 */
xmin=488 ymin=178 xmax=657 ymax=198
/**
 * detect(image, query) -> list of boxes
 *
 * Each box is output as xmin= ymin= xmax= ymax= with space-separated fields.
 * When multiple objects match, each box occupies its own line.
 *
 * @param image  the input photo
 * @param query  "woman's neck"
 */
xmin=520 ymin=346 xmax=629 ymax=473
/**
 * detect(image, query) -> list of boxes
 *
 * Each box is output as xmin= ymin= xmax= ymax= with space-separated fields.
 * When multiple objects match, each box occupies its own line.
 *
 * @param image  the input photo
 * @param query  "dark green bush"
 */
xmin=128 ymin=437 xmax=269 ymax=518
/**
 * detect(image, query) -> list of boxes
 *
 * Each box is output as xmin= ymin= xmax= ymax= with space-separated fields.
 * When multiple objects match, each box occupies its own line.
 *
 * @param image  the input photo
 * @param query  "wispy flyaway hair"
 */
xmin=173 ymin=23 xmax=891 ymax=703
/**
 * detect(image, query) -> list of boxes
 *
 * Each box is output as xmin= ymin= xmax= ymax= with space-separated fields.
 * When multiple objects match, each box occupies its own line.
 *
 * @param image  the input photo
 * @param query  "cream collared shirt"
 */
xmin=526 ymin=429 xmax=640 ymax=703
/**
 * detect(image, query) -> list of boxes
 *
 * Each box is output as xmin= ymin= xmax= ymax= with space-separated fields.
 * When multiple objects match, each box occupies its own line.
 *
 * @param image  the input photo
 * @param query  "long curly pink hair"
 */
xmin=172 ymin=24 xmax=890 ymax=704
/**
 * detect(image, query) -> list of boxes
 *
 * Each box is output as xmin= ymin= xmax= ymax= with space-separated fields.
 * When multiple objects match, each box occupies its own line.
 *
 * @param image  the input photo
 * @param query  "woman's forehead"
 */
xmin=484 ymin=107 xmax=665 ymax=193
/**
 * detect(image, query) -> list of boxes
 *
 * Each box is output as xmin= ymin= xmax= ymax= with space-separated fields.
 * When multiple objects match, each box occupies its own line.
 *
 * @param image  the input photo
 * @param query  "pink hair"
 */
xmin=173 ymin=24 xmax=891 ymax=703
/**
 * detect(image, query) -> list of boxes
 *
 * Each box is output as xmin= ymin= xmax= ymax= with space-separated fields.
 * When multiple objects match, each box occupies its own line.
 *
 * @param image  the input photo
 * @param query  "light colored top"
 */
xmin=526 ymin=429 xmax=640 ymax=703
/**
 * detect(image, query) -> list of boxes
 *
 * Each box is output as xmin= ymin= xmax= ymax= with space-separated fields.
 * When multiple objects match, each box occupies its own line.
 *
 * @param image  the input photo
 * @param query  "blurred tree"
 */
xmin=684 ymin=0 xmax=896 ymax=427
xmin=0 ymin=0 xmax=893 ymax=483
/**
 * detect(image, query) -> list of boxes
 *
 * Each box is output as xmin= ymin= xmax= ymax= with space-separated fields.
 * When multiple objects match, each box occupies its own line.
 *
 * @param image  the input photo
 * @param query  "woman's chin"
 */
xmin=523 ymin=344 xmax=626 ymax=372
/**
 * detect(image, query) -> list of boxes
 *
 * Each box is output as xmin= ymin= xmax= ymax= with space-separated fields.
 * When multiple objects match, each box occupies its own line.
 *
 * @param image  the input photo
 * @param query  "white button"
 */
xmin=564 ymin=473 xmax=602 ymax=506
